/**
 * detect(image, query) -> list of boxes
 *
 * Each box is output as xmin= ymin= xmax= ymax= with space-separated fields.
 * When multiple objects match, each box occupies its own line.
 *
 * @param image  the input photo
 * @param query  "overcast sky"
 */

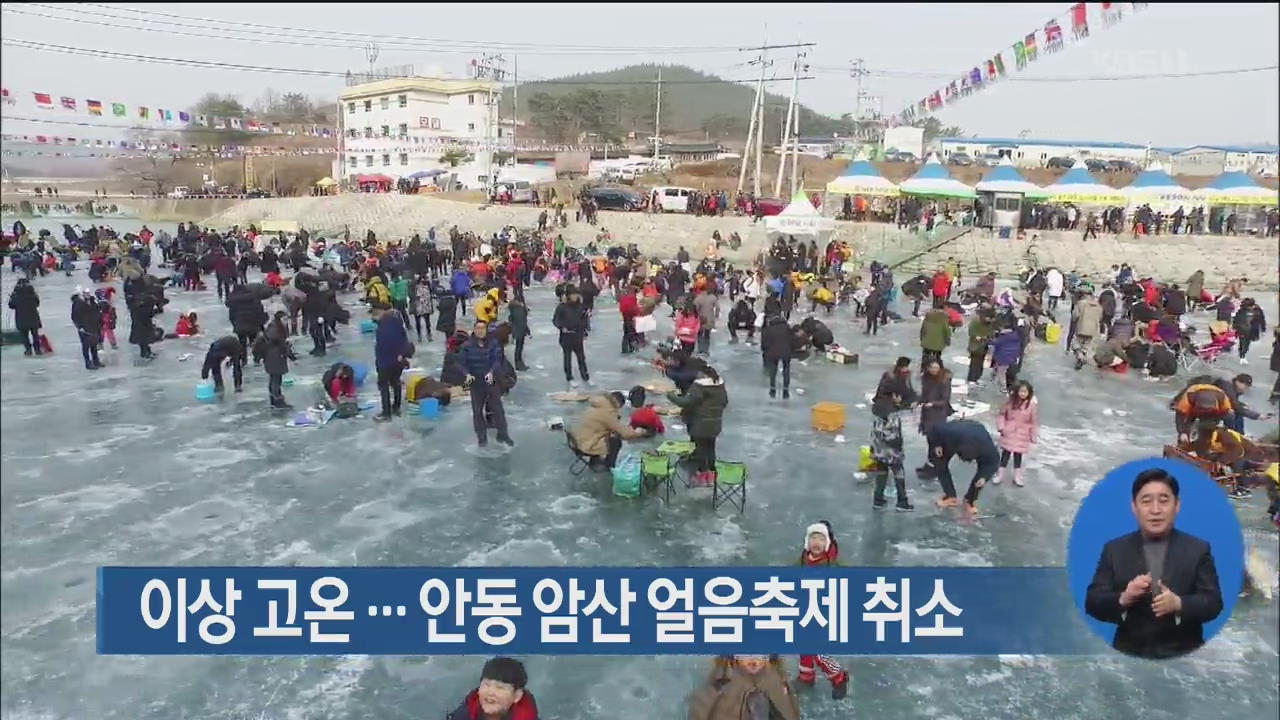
xmin=1 ymin=2 xmax=1277 ymax=147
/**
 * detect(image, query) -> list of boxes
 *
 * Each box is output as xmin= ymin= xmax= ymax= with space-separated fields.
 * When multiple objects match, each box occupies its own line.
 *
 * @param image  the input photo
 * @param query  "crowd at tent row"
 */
xmin=824 ymin=154 xmax=1280 ymax=209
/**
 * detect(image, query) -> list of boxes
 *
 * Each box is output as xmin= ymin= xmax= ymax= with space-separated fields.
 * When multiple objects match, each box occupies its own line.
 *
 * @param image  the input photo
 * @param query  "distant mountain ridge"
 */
xmin=501 ymin=63 xmax=851 ymax=144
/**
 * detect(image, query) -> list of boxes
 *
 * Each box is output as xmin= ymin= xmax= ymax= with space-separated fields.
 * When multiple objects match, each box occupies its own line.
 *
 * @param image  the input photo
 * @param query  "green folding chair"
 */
xmin=640 ymin=451 xmax=677 ymax=504
xmin=655 ymin=440 xmax=698 ymax=487
xmin=712 ymin=461 xmax=748 ymax=512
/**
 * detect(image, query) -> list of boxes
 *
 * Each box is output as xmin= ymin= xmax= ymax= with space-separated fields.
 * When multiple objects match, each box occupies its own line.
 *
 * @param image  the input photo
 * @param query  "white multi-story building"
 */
xmin=935 ymin=136 xmax=1170 ymax=168
xmin=336 ymin=76 xmax=503 ymax=189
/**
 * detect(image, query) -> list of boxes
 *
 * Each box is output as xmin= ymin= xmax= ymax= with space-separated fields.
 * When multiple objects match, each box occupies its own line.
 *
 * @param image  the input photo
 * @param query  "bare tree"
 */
xmin=114 ymin=130 xmax=187 ymax=195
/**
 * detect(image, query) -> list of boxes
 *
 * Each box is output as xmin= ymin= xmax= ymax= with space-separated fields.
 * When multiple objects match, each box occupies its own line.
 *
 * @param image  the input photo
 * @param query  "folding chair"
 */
xmin=712 ymin=461 xmax=748 ymax=512
xmin=563 ymin=429 xmax=599 ymax=476
xmin=656 ymin=440 xmax=698 ymax=487
xmin=641 ymin=451 xmax=677 ymax=504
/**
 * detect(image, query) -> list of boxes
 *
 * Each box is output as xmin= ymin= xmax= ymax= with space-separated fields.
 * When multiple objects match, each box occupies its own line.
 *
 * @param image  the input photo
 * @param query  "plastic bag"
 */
xmin=611 ymin=452 xmax=642 ymax=498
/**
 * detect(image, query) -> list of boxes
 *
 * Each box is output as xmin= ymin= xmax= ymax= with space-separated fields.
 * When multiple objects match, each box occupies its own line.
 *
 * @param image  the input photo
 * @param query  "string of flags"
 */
xmin=1 ymin=88 xmax=335 ymax=137
xmin=890 ymin=1 xmax=1147 ymax=125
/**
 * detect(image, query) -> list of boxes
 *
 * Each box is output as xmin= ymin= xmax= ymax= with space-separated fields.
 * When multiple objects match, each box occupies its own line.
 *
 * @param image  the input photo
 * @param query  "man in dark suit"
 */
xmin=1085 ymin=468 xmax=1224 ymax=659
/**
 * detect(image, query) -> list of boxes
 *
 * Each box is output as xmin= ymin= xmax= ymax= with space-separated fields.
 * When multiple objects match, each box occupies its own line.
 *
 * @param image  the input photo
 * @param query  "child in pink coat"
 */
xmin=995 ymin=380 xmax=1039 ymax=486
xmin=674 ymin=306 xmax=701 ymax=355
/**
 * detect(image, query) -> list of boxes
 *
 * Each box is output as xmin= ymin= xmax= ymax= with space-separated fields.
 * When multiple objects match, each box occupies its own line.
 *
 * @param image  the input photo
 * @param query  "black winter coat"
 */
xmin=760 ymin=316 xmax=791 ymax=361
xmin=918 ymin=370 xmax=954 ymax=435
xmin=71 ymin=295 xmax=102 ymax=342
xmin=256 ymin=322 xmax=292 ymax=376
xmin=128 ymin=300 xmax=157 ymax=345
xmin=553 ymin=300 xmax=590 ymax=336
xmin=226 ymin=286 xmax=268 ymax=335
xmin=8 ymin=284 xmax=41 ymax=330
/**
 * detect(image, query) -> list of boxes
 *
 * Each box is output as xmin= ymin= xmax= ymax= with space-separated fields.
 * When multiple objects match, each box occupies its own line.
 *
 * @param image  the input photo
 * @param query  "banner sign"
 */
xmin=98 ymin=566 xmax=1096 ymax=656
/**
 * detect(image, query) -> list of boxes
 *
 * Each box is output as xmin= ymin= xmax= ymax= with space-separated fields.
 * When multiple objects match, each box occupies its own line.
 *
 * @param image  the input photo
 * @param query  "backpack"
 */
xmin=611 ymin=453 xmax=642 ymax=498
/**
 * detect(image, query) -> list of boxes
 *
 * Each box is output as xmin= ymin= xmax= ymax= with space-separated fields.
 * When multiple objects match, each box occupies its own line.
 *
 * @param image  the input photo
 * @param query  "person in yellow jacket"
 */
xmin=475 ymin=287 xmax=502 ymax=323
xmin=365 ymin=275 xmax=391 ymax=307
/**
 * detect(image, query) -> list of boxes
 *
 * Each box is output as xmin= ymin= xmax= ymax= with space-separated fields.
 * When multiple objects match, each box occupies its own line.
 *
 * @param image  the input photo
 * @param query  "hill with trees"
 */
xmin=501 ymin=64 xmax=861 ymax=145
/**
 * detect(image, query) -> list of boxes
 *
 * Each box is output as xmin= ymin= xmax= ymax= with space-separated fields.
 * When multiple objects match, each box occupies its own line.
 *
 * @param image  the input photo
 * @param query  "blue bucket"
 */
xmin=282 ymin=374 xmax=296 ymax=387
xmin=195 ymin=382 xmax=217 ymax=402
xmin=350 ymin=362 xmax=370 ymax=386
xmin=360 ymin=319 xmax=377 ymax=334
xmin=419 ymin=397 xmax=440 ymax=419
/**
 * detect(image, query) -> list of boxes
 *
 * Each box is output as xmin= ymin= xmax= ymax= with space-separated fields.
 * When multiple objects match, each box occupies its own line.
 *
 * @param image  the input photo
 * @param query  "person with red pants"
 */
xmin=796 ymin=521 xmax=850 ymax=700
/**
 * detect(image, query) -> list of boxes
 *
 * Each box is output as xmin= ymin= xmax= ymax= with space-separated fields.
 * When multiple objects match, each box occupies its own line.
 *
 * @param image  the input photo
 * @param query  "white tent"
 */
xmin=1123 ymin=163 xmax=1203 ymax=209
xmin=764 ymin=191 xmax=836 ymax=239
xmin=1203 ymin=171 xmax=1280 ymax=205
xmin=825 ymin=160 xmax=900 ymax=196
xmin=1045 ymin=166 xmax=1126 ymax=204
xmin=899 ymin=154 xmax=976 ymax=199
xmin=975 ymin=157 xmax=1049 ymax=198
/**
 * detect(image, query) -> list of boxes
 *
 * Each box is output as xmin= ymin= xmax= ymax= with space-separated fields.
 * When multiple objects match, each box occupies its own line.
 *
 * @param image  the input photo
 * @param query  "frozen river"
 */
xmin=1 ymin=268 xmax=1277 ymax=720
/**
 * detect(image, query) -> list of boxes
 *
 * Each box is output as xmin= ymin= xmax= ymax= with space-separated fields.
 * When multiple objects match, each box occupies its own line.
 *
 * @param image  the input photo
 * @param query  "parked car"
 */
xmin=1107 ymin=159 xmax=1140 ymax=173
xmin=1046 ymin=156 xmax=1076 ymax=169
xmin=589 ymin=187 xmax=642 ymax=211
xmin=1084 ymin=158 xmax=1110 ymax=172
xmin=492 ymin=180 xmax=535 ymax=203
xmin=742 ymin=196 xmax=786 ymax=216
xmin=883 ymin=151 xmax=917 ymax=164
xmin=947 ymin=153 xmax=974 ymax=167
xmin=652 ymin=186 xmax=700 ymax=213
xmin=975 ymin=153 xmax=1005 ymax=167
xmin=167 ymin=186 xmax=190 ymax=199
xmin=245 ymin=189 xmax=273 ymax=199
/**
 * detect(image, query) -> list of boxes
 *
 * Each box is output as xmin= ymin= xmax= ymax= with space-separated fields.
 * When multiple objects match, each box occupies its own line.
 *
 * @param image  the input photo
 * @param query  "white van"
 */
xmin=492 ymin=180 xmax=534 ymax=203
xmin=168 ymin=186 xmax=190 ymax=199
xmin=652 ymin=186 xmax=699 ymax=213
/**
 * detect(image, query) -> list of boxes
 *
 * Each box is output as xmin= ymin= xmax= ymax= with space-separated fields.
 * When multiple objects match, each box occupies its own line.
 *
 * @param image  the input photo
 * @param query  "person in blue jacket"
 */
xmin=925 ymin=419 xmax=1000 ymax=518
xmin=451 ymin=266 xmax=473 ymax=315
xmin=460 ymin=320 xmax=514 ymax=447
xmin=372 ymin=302 xmax=412 ymax=421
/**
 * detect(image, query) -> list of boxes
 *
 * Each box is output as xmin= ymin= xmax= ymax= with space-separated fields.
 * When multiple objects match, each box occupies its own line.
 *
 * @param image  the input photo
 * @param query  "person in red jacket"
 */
xmin=626 ymin=386 xmax=666 ymax=435
xmin=618 ymin=283 xmax=641 ymax=354
xmin=931 ymin=269 xmax=952 ymax=309
xmin=796 ymin=521 xmax=850 ymax=700
xmin=174 ymin=312 xmax=200 ymax=337
xmin=448 ymin=657 xmax=539 ymax=720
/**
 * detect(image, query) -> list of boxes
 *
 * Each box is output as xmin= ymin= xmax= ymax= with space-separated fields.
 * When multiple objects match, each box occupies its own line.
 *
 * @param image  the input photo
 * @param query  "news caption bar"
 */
xmin=98 ymin=566 xmax=1092 ymax=655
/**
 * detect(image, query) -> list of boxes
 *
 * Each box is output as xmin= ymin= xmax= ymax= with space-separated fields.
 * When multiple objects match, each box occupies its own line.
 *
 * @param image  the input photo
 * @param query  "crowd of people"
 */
xmin=5 ymin=197 xmax=1279 ymax=718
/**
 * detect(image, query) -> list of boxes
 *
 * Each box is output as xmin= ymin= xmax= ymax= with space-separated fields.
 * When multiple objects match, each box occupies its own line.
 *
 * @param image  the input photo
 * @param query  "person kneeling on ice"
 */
xmin=447 ymin=656 xmax=539 ymax=720
xmin=926 ymin=419 xmax=1000 ymax=518
xmin=796 ymin=521 xmax=851 ymax=699
xmin=626 ymin=386 xmax=666 ymax=435
xmin=870 ymin=390 xmax=913 ymax=511
xmin=727 ymin=298 xmax=756 ymax=344
xmin=686 ymin=655 xmax=800 ymax=720
xmin=571 ymin=391 xmax=652 ymax=468
xmin=321 ymin=363 xmax=360 ymax=417
xmin=173 ymin=311 xmax=200 ymax=338
xmin=200 ymin=336 xmax=245 ymax=393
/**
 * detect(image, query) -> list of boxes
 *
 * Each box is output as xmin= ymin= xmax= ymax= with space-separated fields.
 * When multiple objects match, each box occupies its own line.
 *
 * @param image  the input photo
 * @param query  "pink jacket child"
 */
xmin=996 ymin=392 xmax=1038 ymax=485
xmin=674 ymin=311 xmax=701 ymax=350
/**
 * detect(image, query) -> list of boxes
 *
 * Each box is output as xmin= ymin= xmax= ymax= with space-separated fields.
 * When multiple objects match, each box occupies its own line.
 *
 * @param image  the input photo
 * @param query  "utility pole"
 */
xmin=753 ymin=43 xmax=766 ymax=198
xmin=506 ymin=54 xmax=512 ymax=163
xmin=736 ymin=66 xmax=763 ymax=194
xmin=472 ymin=53 xmax=508 ymax=188
xmin=775 ymin=46 xmax=807 ymax=197
xmin=653 ymin=67 xmax=662 ymax=159
xmin=850 ymin=58 xmax=868 ymax=122
xmin=365 ymin=42 xmax=380 ymax=80
xmin=735 ymin=37 xmax=814 ymax=194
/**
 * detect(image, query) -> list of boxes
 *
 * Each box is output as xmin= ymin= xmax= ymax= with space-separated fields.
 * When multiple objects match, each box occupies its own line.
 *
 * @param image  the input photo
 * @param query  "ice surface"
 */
xmin=2 ymin=268 xmax=1277 ymax=720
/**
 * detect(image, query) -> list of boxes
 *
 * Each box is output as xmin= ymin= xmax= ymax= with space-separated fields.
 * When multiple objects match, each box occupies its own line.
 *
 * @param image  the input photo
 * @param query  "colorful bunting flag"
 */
xmin=986 ymin=59 xmax=997 ymax=80
xmin=1014 ymin=41 xmax=1027 ymax=70
xmin=970 ymin=67 xmax=984 ymax=87
xmin=196 ymin=114 xmax=208 ymax=125
xmin=179 ymin=111 xmax=191 ymax=123
xmin=112 ymin=103 xmax=126 ymax=117
xmin=927 ymin=92 xmax=943 ymax=110
xmin=163 ymin=109 xmax=173 ymax=122
xmin=60 ymin=96 xmax=77 ymax=110
xmin=231 ymin=118 xmax=243 ymax=129
xmin=34 ymin=92 xmax=53 ymax=108
xmin=1 ymin=87 xmax=13 ymax=105
xmin=960 ymin=76 xmax=971 ymax=96
xmin=1071 ymin=3 xmax=1089 ymax=40
xmin=1044 ymin=20 xmax=1063 ymax=53
xmin=86 ymin=100 xmax=103 ymax=116
xmin=138 ymin=106 xmax=149 ymax=119
xmin=993 ymin=53 xmax=1006 ymax=76
xmin=1025 ymin=33 xmax=1038 ymax=62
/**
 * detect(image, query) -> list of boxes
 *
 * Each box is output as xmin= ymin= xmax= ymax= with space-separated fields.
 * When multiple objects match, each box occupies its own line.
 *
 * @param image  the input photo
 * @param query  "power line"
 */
xmin=810 ymin=63 xmax=1278 ymax=82
xmin=30 ymin=2 xmax=747 ymax=55
xmin=2 ymin=39 xmax=817 ymax=85
xmin=0 ymin=115 xmax=333 ymax=136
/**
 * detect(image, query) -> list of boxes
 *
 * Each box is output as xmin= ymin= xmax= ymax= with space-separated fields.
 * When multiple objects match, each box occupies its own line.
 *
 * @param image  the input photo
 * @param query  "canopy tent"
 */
xmin=899 ymin=156 xmax=976 ymax=199
xmin=313 ymin=177 xmax=337 ymax=187
xmin=1202 ymin=171 xmax=1280 ymax=205
xmin=355 ymin=174 xmax=392 ymax=184
xmin=1123 ymin=163 xmax=1202 ymax=207
xmin=974 ymin=158 xmax=1049 ymax=198
xmin=1044 ymin=166 xmax=1126 ymax=204
xmin=763 ymin=191 xmax=837 ymax=239
xmin=406 ymin=169 xmax=449 ymax=180
xmin=824 ymin=160 xmax=900 ymax=196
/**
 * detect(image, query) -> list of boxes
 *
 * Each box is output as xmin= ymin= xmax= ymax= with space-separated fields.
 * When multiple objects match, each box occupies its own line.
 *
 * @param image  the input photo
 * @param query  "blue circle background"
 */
xmin=1067 ymin=457 xmax=1244 ymax=648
